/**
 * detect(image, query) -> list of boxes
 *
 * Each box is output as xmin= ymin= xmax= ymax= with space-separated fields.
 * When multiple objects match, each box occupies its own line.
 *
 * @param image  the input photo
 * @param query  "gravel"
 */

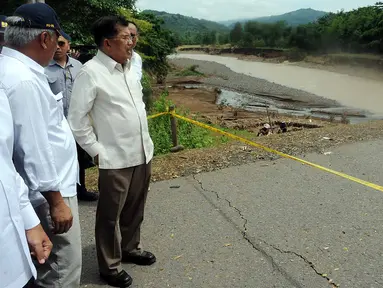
xmin=169 ymin=58 xmax=340 ymax=108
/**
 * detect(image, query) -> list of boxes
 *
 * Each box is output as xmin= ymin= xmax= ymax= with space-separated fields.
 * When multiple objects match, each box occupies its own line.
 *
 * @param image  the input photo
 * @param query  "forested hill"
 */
xmin=143 ymin=10 xmax=229 ymax=35
xmin=220 ymin=8 xmax=327 ymax=27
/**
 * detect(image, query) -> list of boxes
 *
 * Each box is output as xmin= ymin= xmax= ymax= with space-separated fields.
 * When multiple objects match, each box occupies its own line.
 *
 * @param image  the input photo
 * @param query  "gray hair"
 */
xmin=5 ymin=16 xmax=55 ymax=47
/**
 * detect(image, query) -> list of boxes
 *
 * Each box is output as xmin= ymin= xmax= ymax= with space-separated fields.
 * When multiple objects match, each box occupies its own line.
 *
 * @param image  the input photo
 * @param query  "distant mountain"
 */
xmin=144 ymin=10 xmax=229 ymax=36
xmin=220 ymin=8 xmax=328 ymax=27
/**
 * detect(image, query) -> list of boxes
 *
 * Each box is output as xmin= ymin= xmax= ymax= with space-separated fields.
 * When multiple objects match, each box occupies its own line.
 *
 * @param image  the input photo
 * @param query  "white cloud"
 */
xmin=136 ymin=0 xmax=375 ymax=21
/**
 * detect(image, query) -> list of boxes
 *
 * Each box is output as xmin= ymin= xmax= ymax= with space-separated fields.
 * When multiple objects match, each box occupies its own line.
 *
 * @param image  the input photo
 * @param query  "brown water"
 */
xmin=170 ymin=53 xmax=383 ymax=117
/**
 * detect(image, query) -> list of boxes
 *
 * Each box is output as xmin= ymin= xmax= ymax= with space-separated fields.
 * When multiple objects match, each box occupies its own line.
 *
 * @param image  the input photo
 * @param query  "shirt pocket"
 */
xmin=53 ymin=92 xmax=64 ymax=124
xmin=48 ymin=76 xmax=61 ymax=95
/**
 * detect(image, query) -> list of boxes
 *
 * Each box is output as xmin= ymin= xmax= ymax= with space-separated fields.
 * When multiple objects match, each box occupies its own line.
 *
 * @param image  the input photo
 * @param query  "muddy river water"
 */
xmin=170 ymin=53 xmax=383 ymax=119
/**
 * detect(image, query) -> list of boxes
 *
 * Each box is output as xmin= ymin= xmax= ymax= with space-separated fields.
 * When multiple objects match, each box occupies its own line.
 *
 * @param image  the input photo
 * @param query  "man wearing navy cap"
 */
xmin=0 ymin=3 xmax=82 ymax=287
xmin=0 ymin=15 xmax=7 ymax=51
xmin=45 ymin=31 xmax=99 ymax=202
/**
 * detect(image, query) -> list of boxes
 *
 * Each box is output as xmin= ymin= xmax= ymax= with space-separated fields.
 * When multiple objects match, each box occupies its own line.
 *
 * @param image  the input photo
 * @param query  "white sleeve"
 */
xmin=17 ymin=173 xmax=40 ymax=230
xmin=137 ymin=54 xmax=143 ymax=81
xmin=68 ymin=70 xmax=101 ymax=158
xmin=8 ymin=80 xmax=61 ymax=193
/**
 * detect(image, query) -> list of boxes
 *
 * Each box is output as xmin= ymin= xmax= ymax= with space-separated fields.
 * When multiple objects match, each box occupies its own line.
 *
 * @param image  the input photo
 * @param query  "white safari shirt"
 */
xmin=0 ymin=48 xmax=78 ymax=207
xmin=68 ymin=50 xmax=153 ymax=169
xmin=0 ymin=88 xmax=39 ymax=288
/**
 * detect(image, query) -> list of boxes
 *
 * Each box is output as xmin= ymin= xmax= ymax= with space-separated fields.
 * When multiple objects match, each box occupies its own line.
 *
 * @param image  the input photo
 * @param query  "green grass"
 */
xmin=148 ymin=91 xmax=214 ymax=155
xmin=147 ymin=91 xmax=258 ymax=156
xmin=176 ymin=65 xmax=205 ymax=77
xmin=327 ymin=53 xmax=382 ymax=60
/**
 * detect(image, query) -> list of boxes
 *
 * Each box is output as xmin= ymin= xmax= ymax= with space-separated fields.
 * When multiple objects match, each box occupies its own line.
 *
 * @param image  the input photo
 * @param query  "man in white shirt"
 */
xmin=68 ymin=16 xmax=155 ymax=288
xmin=1 ymin=3 xmax=82 ymax=287
xmin=0 ymin=87 xmax=53 ymax=288
xmin=45 ymin=31 xmax=98 ymax=202
xmin=128 ymin=22 xmax=142 ymax=81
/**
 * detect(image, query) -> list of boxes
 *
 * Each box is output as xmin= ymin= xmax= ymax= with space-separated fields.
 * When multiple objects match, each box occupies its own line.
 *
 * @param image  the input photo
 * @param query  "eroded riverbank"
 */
xmin=169 ymin=54 xmax=383 ymax=118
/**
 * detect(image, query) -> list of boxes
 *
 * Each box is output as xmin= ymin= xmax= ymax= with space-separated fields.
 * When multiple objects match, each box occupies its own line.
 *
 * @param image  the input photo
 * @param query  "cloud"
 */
xmin=136 ymin=0 xmax=375 ymax=21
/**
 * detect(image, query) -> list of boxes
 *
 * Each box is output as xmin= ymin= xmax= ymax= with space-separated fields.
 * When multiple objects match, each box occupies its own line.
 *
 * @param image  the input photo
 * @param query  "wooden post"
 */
xmin=266 ymin=106 xmax=273 ymax=131
xmin=169 ymin=105 xmax=184 ymax=153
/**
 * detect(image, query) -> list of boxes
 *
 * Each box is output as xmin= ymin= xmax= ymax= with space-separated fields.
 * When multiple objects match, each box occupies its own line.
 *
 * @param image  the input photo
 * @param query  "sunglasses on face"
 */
xmin=58 ymin=41 xmax=66 ymax=47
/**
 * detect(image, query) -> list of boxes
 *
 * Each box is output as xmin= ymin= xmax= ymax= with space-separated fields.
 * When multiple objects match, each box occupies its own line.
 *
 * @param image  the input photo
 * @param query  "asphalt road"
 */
xmin=79 ymin=139 xmax=383 ymax=288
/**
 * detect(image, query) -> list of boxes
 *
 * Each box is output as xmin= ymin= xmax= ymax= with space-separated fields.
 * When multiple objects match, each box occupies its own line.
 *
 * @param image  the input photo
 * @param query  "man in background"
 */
xmin=69 ymin=16 xmax=155 ymax=288
xmin=45 ymin=31 xmax=98 ymax=202
xmin=1 ymin=3 xmax=82 ymax=286
xmin=0 ymin=15 xmax=7 ymax=51
xmin=128 ymin=22 xmax=142 ymax=80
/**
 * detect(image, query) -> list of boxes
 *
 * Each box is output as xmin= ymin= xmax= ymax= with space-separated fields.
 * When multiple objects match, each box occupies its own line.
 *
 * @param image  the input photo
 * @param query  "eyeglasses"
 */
xmin=58 ymin=41 xmax=66 ymax=47
xmin=109 ymin=33 xmax=137 ymax=42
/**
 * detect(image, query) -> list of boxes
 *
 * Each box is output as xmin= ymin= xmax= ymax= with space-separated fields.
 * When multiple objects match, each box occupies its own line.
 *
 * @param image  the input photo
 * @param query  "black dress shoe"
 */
xmin=100 ymin=270 xmax=133 ymax=287
xmin=77 ymin=190 xmax=99 ymax=201
xmin=122 ymin=251 xmax=156 ymax=266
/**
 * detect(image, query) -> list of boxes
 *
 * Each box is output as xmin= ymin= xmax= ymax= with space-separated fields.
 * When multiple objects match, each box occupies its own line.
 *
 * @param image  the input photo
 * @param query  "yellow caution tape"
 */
xmin=147 ymin=112 xmax=169 ymax=120
xmin=171 ymin=112 xmax=383 ymax=193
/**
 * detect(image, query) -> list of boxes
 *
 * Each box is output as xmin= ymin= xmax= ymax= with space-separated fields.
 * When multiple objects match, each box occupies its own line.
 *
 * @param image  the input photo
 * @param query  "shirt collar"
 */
xmin=1 ymin=47 xmax=45 ymax=75
xmin=49 ymin=55 xmax=73 ymax=68
xmin=96 ymin=50 xmax=129 ymax=73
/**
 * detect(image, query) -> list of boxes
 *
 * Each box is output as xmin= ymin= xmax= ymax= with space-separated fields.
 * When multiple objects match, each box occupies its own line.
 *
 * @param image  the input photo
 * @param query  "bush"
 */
xmin=176 ymin=65 xmax=205 ymax=77
xmin=148 ymin=91 xmax=214 ymax=155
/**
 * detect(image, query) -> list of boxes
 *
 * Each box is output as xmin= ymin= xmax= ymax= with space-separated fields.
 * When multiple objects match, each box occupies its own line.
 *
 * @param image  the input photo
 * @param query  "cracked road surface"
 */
xmin=80 ymin=139 xmax=383 ymax=288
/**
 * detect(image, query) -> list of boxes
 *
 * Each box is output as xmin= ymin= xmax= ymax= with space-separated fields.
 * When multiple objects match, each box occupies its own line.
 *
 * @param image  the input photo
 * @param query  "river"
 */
xmin=170 ymin=53 xmax=383 ymax=117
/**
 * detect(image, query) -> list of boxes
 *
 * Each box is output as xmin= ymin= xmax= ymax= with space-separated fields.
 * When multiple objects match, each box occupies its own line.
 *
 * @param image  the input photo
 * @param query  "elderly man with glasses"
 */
xmin=68 ymin=16 xmax=155 ymax=288
xmin=45 ymin=31 xmax=99 ymax=202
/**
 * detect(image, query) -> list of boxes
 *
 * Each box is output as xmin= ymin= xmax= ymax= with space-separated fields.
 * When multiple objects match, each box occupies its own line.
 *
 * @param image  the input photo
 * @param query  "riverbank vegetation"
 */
xmin=176 ymin=3 xmax=383 ymax=56
xmin=1 ymin=0 xmax=177 ymax=83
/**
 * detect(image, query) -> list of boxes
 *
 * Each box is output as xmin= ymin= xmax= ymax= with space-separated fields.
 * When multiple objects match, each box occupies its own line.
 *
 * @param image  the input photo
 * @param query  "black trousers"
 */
xmin=76 ymin=143 xmax=94 ymax=193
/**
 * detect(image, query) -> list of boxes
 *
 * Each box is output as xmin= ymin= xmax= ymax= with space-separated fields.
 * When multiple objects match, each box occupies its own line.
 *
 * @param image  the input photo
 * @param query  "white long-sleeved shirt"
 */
xmin=0 ymin=87 xmax=40 ymax=288
xmin=0 ymin=48 xmax=78 ymax=207
xmin=68 ymin=50 xmax=153 ymax=169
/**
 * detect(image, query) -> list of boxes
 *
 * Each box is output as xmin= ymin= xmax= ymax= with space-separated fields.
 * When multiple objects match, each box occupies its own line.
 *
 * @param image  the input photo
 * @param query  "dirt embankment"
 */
xmin=169 ymin=58 xmax=339 ymax=109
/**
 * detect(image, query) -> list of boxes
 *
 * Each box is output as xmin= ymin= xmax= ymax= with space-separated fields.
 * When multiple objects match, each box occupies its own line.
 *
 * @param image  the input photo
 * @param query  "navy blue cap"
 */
xmin=60 ymin=31 xmax=71 ymax=41
xmin=11 ymin=3 xmax=62 ymax=34
xmin=0 ymin=15 xmax=7 ymax=34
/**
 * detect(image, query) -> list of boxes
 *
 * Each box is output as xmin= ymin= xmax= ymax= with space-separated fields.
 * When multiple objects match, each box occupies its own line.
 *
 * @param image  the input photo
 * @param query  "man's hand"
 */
xmin=94 ymin=155 xmax=99 ymax=166
xmin=26 ymin=224 xmax=53 ymax=264
xmin=50 ymin=200 xmax=73 ymax=234
xmin=43 ymin=192 xmax=73 ymax=234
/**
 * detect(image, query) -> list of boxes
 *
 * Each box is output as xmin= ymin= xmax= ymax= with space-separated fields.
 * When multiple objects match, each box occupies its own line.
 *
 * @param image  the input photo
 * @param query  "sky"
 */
xmin=136 ymin=0 xmax=375 ymax=22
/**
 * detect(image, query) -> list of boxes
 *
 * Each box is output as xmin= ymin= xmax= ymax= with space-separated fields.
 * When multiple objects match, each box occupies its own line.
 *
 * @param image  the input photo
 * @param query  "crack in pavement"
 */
xmin=193 ymin=174 xmax=338 ymax=288
xmin=259 ymin=240 xmax=338 ymax=288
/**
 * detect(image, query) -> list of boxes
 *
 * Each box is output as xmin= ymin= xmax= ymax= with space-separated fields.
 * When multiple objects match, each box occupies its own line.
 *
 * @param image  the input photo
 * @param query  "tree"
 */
xmin=230 ymin=22 xmax=243 ymax=44
xmin=1 ymin=0 xmax=137 ymax=43
xmin=123 ymin=10 xmax=176 ymax=83
xmin=218 ymin=33 xmax=229 ymax=44
xmin=240 ymin=32 xmax=254 ymax=47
